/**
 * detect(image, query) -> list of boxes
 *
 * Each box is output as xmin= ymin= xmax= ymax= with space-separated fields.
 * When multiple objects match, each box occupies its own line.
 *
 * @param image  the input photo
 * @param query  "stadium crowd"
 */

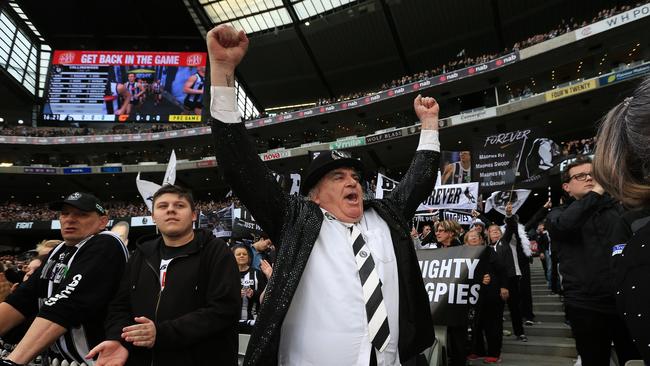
xmin=0 ymin=198 xmax=240 ymax=223
xmin=316 ymin=2 xmax=645 ymax=107
xmin=0 ymin=135 xmax=595 ymax=223
xmin=0 ymin=123 xmax=203 ymax=138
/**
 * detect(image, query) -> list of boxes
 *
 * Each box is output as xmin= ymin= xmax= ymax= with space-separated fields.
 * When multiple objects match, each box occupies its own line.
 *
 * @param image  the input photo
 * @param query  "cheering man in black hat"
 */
xmin=208 ymin=24 xmax=441 ymax=366
xmin=0 ymin=192 xmax=128 ymax=366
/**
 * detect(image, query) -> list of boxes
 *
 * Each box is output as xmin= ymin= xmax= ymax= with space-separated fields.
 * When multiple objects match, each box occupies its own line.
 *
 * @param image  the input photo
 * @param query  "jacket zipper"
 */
xmin=143 ymin=254 xmax=190 ymax=366
xmin=143 ymin=258 xmax=160 ymax=366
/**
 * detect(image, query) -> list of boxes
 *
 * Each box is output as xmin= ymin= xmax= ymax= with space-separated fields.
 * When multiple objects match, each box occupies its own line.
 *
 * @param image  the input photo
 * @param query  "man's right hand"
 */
xmin=413 ymin=95 xmax=439 ymax=131
xmin=206 ymin=25 xmax=249 ymax=86
xmin=543 ymin=197 xmax=552 ymax=209
xmin=591 ymin=181 xmax=605 ymax=195
xmin=86 ymin=340 xmax=129 ymax=366
xmin=410 ymin=227 xmax=418 ymax=239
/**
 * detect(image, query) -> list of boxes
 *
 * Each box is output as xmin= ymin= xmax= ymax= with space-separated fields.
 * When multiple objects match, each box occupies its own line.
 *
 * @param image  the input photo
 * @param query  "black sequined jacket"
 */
xmin=212 ymin=119 xmax=439 ymax=365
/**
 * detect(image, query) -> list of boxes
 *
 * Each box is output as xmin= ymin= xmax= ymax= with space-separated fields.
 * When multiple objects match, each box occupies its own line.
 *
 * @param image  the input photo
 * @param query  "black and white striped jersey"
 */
xmin=6 ymin=231 xmax=128 ymax=364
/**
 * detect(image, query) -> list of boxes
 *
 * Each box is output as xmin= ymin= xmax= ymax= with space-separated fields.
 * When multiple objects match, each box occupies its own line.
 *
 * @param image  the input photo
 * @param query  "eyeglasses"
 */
xmin=569 ymin=172 xmax=593 ymax=181
xmin=435 ymin=228 xmax=448 ymax=233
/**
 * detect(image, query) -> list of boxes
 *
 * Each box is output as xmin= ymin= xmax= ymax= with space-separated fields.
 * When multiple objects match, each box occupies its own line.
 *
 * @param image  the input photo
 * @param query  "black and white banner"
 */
xmin=376 ymin=173 xmax=479 ymax=210
xmin=272 ymin=171 xmax=301 ymax=196
xmin=413 ymin=212 xmax=439 ymax=222
xmin=576 ymin=3 xmax=650 ymax=40
xmin=417 ymin=245 xmax=487 ymax=326
xmin=200 ymin=204 xmax=234 ymax=238
xmin=441 ymin=210 xmax=474 ymax=226
xmin=484 ymin=189 xmax=531 ymax=215
xmin=472 ymin=129 xmax=561 ymax=192
xmin=232 ymin=207 xmax=265 ymax=238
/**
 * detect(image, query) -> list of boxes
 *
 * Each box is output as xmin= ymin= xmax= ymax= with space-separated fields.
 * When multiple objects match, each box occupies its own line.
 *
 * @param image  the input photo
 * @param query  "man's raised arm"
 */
xmin=207 ymin=25 xmax=287 ymax=243
xmin=390 ymin=95 xmax=441 ymax=220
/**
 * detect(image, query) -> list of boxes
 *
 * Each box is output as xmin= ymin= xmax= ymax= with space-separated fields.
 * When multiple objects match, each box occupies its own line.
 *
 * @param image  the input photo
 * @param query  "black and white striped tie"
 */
xmin=350 ymin=225 xmax=391 ymax=352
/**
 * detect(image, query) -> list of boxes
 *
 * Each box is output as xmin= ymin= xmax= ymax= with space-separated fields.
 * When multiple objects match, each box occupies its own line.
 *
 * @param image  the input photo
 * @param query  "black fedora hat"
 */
xmin=301 ymin=150 xmax=364 ymax=195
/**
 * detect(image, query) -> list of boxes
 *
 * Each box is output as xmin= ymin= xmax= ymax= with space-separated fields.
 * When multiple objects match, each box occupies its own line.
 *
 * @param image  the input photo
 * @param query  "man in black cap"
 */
xmin=0 ymin=192 xmax=128 ymax=366
xmin=208 ymin=24 xmax=441 ymax=366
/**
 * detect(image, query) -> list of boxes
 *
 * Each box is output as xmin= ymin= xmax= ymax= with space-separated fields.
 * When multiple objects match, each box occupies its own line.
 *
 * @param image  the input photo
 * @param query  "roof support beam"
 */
xmin=489 ymin=0 xmax=506 ymax=52
xmin=185 ymin=0 xmax=264 ymax=114
xmin=378 ymin=0 xmax=411 ymax=75
xmin=282 ymin=0 xmax=334 ymax=98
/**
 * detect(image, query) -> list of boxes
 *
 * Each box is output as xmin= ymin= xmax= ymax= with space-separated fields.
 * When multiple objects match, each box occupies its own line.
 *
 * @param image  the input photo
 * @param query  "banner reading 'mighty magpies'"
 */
xmin=417 ymin=245 xmax=487 ymax=326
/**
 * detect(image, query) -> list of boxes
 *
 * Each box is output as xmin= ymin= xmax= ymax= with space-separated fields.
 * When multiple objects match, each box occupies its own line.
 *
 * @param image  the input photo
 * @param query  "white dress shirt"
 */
xmin=279 ymin=210 xmax=400 ymax=366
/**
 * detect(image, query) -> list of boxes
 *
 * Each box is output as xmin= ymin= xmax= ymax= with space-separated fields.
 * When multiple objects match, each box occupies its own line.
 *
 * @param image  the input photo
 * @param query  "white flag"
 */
xmin=136 ymin=151 xmax=178 ymax=213
xmin=162 ymin=150 xmax=177 ymax=186
xmin=484 ymin=189 xmax=531 ymax=216
xmin=375 ymin=173 xmax=398 ymax=199
xmin=136 ymin=172 xmax=161 ymax=213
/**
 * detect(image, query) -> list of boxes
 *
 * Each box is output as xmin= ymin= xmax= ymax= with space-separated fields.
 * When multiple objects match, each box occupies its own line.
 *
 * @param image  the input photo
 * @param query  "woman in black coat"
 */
xmin=593 ymin=77 xmax=650 ymax=363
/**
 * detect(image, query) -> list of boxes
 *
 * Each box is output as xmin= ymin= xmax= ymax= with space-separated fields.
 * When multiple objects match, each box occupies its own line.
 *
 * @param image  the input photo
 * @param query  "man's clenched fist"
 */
xmin=207 ymin=25 xmax=249 ymax=86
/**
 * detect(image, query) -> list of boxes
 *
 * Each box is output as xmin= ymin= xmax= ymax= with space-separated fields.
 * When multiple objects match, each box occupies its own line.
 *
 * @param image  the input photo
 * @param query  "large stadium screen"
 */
xmin=43 ymin=50 xmax=207 ymax=123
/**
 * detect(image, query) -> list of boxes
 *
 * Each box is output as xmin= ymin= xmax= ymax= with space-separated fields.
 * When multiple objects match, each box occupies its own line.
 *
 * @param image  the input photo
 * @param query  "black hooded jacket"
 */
xmin=546 ymin=192 xmax=627 ymax=313
xmin=104 ymin=229 xmax=240 ymax=366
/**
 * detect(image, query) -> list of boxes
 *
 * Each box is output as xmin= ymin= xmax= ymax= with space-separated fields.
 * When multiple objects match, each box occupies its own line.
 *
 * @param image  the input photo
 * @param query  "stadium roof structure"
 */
xmin=14 ymin=0 xmax=633 ymax=114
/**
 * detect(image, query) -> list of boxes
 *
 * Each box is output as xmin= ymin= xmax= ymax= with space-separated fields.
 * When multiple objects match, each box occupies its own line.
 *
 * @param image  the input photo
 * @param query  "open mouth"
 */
xmin=344 ymin=192 xmax=359 ymax=204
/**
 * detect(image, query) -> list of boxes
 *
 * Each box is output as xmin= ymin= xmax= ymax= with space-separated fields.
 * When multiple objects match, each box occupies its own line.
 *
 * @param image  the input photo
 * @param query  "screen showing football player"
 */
xmin=182 ymin=66 xmax=205 ymax=115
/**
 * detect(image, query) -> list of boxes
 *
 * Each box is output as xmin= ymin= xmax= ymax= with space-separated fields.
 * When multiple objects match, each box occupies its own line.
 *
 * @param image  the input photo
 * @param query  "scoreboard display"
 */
xmin=43 ymin=50 xmax=207 ymax=123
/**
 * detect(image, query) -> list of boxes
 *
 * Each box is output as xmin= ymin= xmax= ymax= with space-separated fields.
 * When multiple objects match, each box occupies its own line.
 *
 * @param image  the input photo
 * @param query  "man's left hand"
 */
xmin=122 ymin=316 xmax=156 ymax=348
xmin=413 ymin=95 xmax=439 ymax=130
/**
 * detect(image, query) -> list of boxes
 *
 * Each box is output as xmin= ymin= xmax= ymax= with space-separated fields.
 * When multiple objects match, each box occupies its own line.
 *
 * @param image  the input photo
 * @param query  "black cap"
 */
xmin=300 ymin=150 xmax=364 ymax=195
xmin=49 ymin=192 xmax=107 ymax=215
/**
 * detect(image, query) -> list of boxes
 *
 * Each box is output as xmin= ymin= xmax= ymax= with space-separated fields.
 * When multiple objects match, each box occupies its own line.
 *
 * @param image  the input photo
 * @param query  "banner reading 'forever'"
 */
xmin=376 ymin=173 xmax=479 ymax=210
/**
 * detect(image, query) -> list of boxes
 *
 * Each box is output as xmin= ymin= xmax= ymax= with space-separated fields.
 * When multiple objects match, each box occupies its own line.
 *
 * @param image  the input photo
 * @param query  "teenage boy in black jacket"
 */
xmin=546 ymin=157 xmax=638 ymax=365
xmin=87 ymin=185 xmax=240 ymax=366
